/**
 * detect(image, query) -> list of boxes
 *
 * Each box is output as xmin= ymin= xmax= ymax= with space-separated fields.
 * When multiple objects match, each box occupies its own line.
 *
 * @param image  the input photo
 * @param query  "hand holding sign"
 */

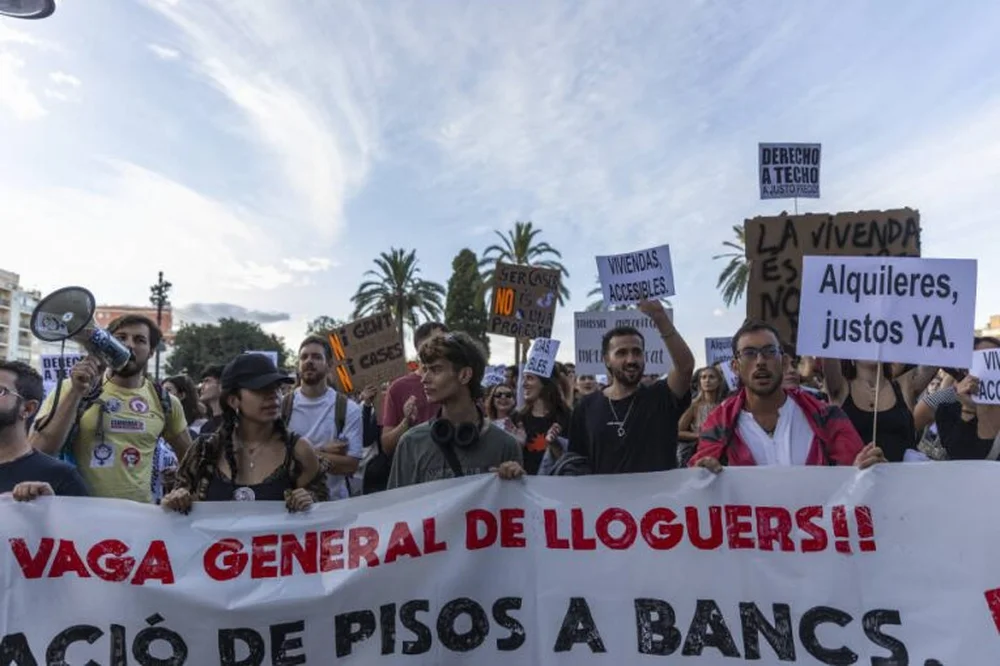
xmin=524 ymin=339 xmax=560 ymax=379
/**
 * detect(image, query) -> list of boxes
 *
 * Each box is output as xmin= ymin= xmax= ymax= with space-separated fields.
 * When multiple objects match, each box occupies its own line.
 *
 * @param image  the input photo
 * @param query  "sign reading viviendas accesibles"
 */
xmin=758 ymin=142 xmax=821 ymax=200
xmin=744 ymin=208 xmax=921 ymax=349
xmin=797 ymin=255 xmax=977 ymax=368
xmin=595 ymin=245 xmax=675 ymax=308
xmin=327 ymin=312 xmax=408 ymax=394
xmin=489 ymin=262 xmax=561 ymax=339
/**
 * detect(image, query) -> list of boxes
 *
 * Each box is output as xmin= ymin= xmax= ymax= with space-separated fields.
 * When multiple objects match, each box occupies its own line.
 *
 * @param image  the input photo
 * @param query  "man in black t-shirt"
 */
xmin=0 ymin=361 xmax=87 ymax=499
xmin=567 ymin=300 xmax=695 ymax=474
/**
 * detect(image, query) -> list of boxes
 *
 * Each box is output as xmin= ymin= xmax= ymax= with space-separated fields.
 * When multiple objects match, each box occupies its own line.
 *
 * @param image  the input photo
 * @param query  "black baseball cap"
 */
xmin=221 ymin=353 xmax=293 ymax=391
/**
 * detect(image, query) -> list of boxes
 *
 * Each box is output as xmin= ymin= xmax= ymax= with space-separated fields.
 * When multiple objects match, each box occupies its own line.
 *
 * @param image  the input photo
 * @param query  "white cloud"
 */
xmin=147 ymin=44 xmax=180 ymax=61
xmin=43 ymin=89 xmax=68 ymax=102
xmin=283 ymin=258 xmax=334 ymax=273
xmin=49 ymin=71 xmax=81 ymax=88
xmin=0 ymin=52 xmax=45 ymax=120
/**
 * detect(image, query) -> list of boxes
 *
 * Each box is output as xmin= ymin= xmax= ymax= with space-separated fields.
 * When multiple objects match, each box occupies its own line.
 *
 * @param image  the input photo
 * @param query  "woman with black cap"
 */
xmin=162 ymin=353 xmax=326 ymax=513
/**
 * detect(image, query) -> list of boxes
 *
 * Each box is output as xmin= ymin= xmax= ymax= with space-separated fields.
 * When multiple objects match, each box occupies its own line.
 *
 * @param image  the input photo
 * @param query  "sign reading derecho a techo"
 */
xmin=759 ymin=142 xmax=821 ymax=200
xmin=796 ymin=255 xmax=977 ymax=368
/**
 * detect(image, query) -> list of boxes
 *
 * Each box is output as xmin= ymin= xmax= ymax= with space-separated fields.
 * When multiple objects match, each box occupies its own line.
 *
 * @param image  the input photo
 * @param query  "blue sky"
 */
xmin=2 ymin=0 xmax=999 ymax=366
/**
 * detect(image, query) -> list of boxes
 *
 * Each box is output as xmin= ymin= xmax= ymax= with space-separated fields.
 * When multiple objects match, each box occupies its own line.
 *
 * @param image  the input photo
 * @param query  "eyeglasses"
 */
xmin=736 ymin=345 xmax=781 ymax=362
xmin=0 ymin=386 xmax=23 ymax=399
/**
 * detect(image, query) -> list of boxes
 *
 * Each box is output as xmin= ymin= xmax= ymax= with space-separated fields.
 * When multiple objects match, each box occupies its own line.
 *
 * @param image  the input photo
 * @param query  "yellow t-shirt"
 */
xmin=36 ymin=378 xmax=186 ymax=503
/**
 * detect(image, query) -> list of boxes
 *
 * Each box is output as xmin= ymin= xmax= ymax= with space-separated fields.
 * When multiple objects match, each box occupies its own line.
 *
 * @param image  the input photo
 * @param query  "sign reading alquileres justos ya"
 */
xmin=3 ymin=465 xmax=998 ymax=663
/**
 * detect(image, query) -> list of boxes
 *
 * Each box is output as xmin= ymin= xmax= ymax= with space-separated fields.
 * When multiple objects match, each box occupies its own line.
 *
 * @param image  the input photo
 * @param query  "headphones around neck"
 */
xmin=430 ymin=407 xmax=485 ymax=448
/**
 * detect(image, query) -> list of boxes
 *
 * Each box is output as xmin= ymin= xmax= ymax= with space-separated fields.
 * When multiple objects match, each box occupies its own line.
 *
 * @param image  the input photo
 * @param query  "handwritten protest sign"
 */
xmin=971 ymin=349 xmax=1000 ymax=405
xmin=573 ymin=310 xmax=673 ymax=376
xmin=39 ymin=353 xmax=85 ymax=395
xmin=524 ymin=338 xmax=560 ymax=378
xmin=758 ymin=142 xmax=822 ymax=200
xmin=5 ymin=465 xmax=1000 ymax=663
xmin=797 ymin=255 xmax=977 ymax=368
xmin=482 ymin=365 xmax=508 ymax=388
xmin=745 ymin=208 xmax=922 ymax=349
xmin=327 ymin=313 xmax=407 ymax=394
xmin=595 ymin=245 xmax=675 ymax=308
xmin=489 ymin=263 xmax=561 ymax=340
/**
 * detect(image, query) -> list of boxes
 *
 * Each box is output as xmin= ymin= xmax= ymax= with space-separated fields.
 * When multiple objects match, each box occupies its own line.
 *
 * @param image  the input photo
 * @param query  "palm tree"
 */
xmin=585 ymin=276 xmax=672 ymax=312
xmin=478 ymin=221 xmax=569 ymax=362
xmin=713 ymin=225 xmax=749 ymax=308
xmin=351 ymin=248 xmax=446 ymax=343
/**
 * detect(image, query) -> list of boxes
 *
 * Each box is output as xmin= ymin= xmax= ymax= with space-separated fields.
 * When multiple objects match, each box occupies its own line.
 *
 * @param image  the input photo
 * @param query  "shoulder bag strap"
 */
xmin=434 ymin=438 xmax=464 ymax=477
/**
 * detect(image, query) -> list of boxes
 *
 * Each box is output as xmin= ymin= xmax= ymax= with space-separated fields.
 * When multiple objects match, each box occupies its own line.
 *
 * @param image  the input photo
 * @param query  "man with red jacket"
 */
xmin=689 ymin=320 xmax=885 ymax=471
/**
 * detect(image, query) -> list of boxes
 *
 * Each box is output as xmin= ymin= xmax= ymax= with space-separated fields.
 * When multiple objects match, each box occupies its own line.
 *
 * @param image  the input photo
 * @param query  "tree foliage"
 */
xmin=445 ymin=249 xmax=490 ymax=356
xmin=351 ymin=248 xmax=446 ymax=343
xmin=713 ymin=224 xmax=749 ymax=308
xmin=478 ymin=220 xmax=570 ymax=305
xmin=306 ymin=315 xmax=345 ymax=336
xmin=166 ymin=318 xmax=288 ymax=378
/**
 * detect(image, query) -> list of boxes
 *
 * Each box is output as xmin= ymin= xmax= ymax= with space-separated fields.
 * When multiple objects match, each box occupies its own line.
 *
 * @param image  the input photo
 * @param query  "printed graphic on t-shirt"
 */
xmin=90 ymin=442 xmax=115 ymax=468
xmin=109 ymin=418 xmax=146 ymax=433
xmin=105 ymin=398 xmax=122 ymax=413
xmin=128 ymin=397 xmax=149 ymax=414
xmin=526 ymin=434 xmax=547 ymax=453
xmin=234 ymin=487 xmax=256 ymax=501
xmin=121 ymin=447 xmax=141 ymax=468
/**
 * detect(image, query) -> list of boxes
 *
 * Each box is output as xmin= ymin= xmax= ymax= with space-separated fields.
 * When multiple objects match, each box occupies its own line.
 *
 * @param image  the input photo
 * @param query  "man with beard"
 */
xmin=285 ymin=335 xmax=363 ymax=500
xmin=567 ymin=299 xmax=695 ymax=474
xmin=0 ymin=361 xmax=87 ymax=499
xmin=30 ymin=315 xmax=190 ymax=502
xmin=689 ymin=320 xmax=882 ymax=470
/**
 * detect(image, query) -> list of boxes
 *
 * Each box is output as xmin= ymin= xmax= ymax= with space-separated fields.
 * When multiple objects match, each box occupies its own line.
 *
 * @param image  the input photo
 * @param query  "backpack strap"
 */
xmin=334 ymin=391 xmax=348 ymax=438
xmin=280 ymin=392 xmax=295 ymax=426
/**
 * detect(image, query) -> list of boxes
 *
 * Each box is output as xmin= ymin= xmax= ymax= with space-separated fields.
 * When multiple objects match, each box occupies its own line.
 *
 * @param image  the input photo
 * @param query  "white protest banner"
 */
xmin=797 ymin=255 xmax=977 ymax=368
xmin=595 ymin=244 xmax=675 ymax=308
xmin=759 ymin=142 xmax=821 ymax=200
xmin=4 ymin=465 xmax=1000 ymax=663
xmin=971 ymin=349 xmax=1000 ymax=405
xmin=524 ymin=338 xmax=560 ymax=378
xmin=704 ymin=337 xmax=732 ymax=367
xmin=38 ymin=353 xmax=85 ymax=394
xmin=574 ymin=310 xmax=673 ymax=376
xmin=247 ymin=350 xmax=279 ymax=366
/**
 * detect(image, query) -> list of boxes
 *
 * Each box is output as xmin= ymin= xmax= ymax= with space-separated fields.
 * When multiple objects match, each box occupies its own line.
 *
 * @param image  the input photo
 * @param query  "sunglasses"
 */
xmin=493 ymin=391 xmax=514 ymax=399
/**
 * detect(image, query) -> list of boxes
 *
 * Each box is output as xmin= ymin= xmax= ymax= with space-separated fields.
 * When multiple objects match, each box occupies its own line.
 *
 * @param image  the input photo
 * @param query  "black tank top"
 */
xmin=842 ymin=380 xmax=916 ymax=462
xmin=204 ymin=436 xmax=297 ymax=502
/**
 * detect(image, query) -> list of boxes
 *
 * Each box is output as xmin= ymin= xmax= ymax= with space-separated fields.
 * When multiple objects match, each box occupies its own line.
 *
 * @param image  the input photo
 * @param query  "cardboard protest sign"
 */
xmin=704 ymin=337 xmax=732 ymax=367
xmin=745 ymin=208 xmax=922 ymax=349
xmin=970 ymin=349 xmax=1000 ymax=405
xmin=759 ymin=142 xmax=821 ymax=200
xmin=327 ymin=313 xmax=407 ymax=395
xmin=489 ymin=263 xmax=561 ymax=339
xmin=39 ymin=353 xmax=85 ymax=395
xmin=573 ymin=310 xmax=673 ymax=377
xmin=595 ymin=245 xmax=675 ymax=308
xmin=796 ymin=255 xmax=977 ymax=368
xmin=524 ymin=338 xmax=560 ymax=378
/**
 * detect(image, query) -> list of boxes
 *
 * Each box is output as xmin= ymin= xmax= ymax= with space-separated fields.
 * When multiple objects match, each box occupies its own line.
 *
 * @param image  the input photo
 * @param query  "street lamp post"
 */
xmin=149 ymin=271 xmax=172 ymax=381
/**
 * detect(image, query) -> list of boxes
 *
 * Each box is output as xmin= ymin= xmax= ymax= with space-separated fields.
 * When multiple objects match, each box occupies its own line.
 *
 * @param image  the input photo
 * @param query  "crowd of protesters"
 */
xmin=0 ymin=299 xmax=994 ymax=511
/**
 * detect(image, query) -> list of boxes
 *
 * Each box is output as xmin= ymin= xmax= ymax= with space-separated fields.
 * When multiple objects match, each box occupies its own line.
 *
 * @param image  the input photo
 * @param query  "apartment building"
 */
xmin=0 ymin=269 xmax=39 ymax=364
xmin=976 ymin=315 xmax=1000 ymax=339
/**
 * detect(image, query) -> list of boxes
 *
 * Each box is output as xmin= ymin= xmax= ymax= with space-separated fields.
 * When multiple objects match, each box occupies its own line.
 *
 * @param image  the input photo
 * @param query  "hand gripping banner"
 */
xmin=1 ymin=464 xmax=997 ymax=664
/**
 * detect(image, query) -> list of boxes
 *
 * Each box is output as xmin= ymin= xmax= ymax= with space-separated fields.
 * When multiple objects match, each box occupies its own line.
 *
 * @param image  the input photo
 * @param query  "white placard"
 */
xmin=38 ymin=353 xmax=85 ymax=395
xmin=971 ymin=349 xmax=1000 ymax=405
xmin=247 ymin=350 xmax=279 ymax=367
xmin=758 ymin=142 xmax=821 ymax=200
xmin=717 ymin=362 xmax=740 ymax=392
xmin=595 ymin=245 xmax=675 ymax=308
xmin=482 ymin=365 xmax=508 ymax=388
xmin=797 ymin=255 xmax=977 ymax=368
xmin=523 ymin=338 xmax=560 ymax=378
xmin=704 ymin=337 xmax=732 ymax=367
xmin=6 ymin=465 xmax=1000 ymax=664
xmin=573 ymin=310 xmax=674 ymax=376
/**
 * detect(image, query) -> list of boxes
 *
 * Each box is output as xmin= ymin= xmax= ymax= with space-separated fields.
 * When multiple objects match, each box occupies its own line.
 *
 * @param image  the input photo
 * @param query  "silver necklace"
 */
xmin=607 ymin=394 xmax=637 ymax=438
